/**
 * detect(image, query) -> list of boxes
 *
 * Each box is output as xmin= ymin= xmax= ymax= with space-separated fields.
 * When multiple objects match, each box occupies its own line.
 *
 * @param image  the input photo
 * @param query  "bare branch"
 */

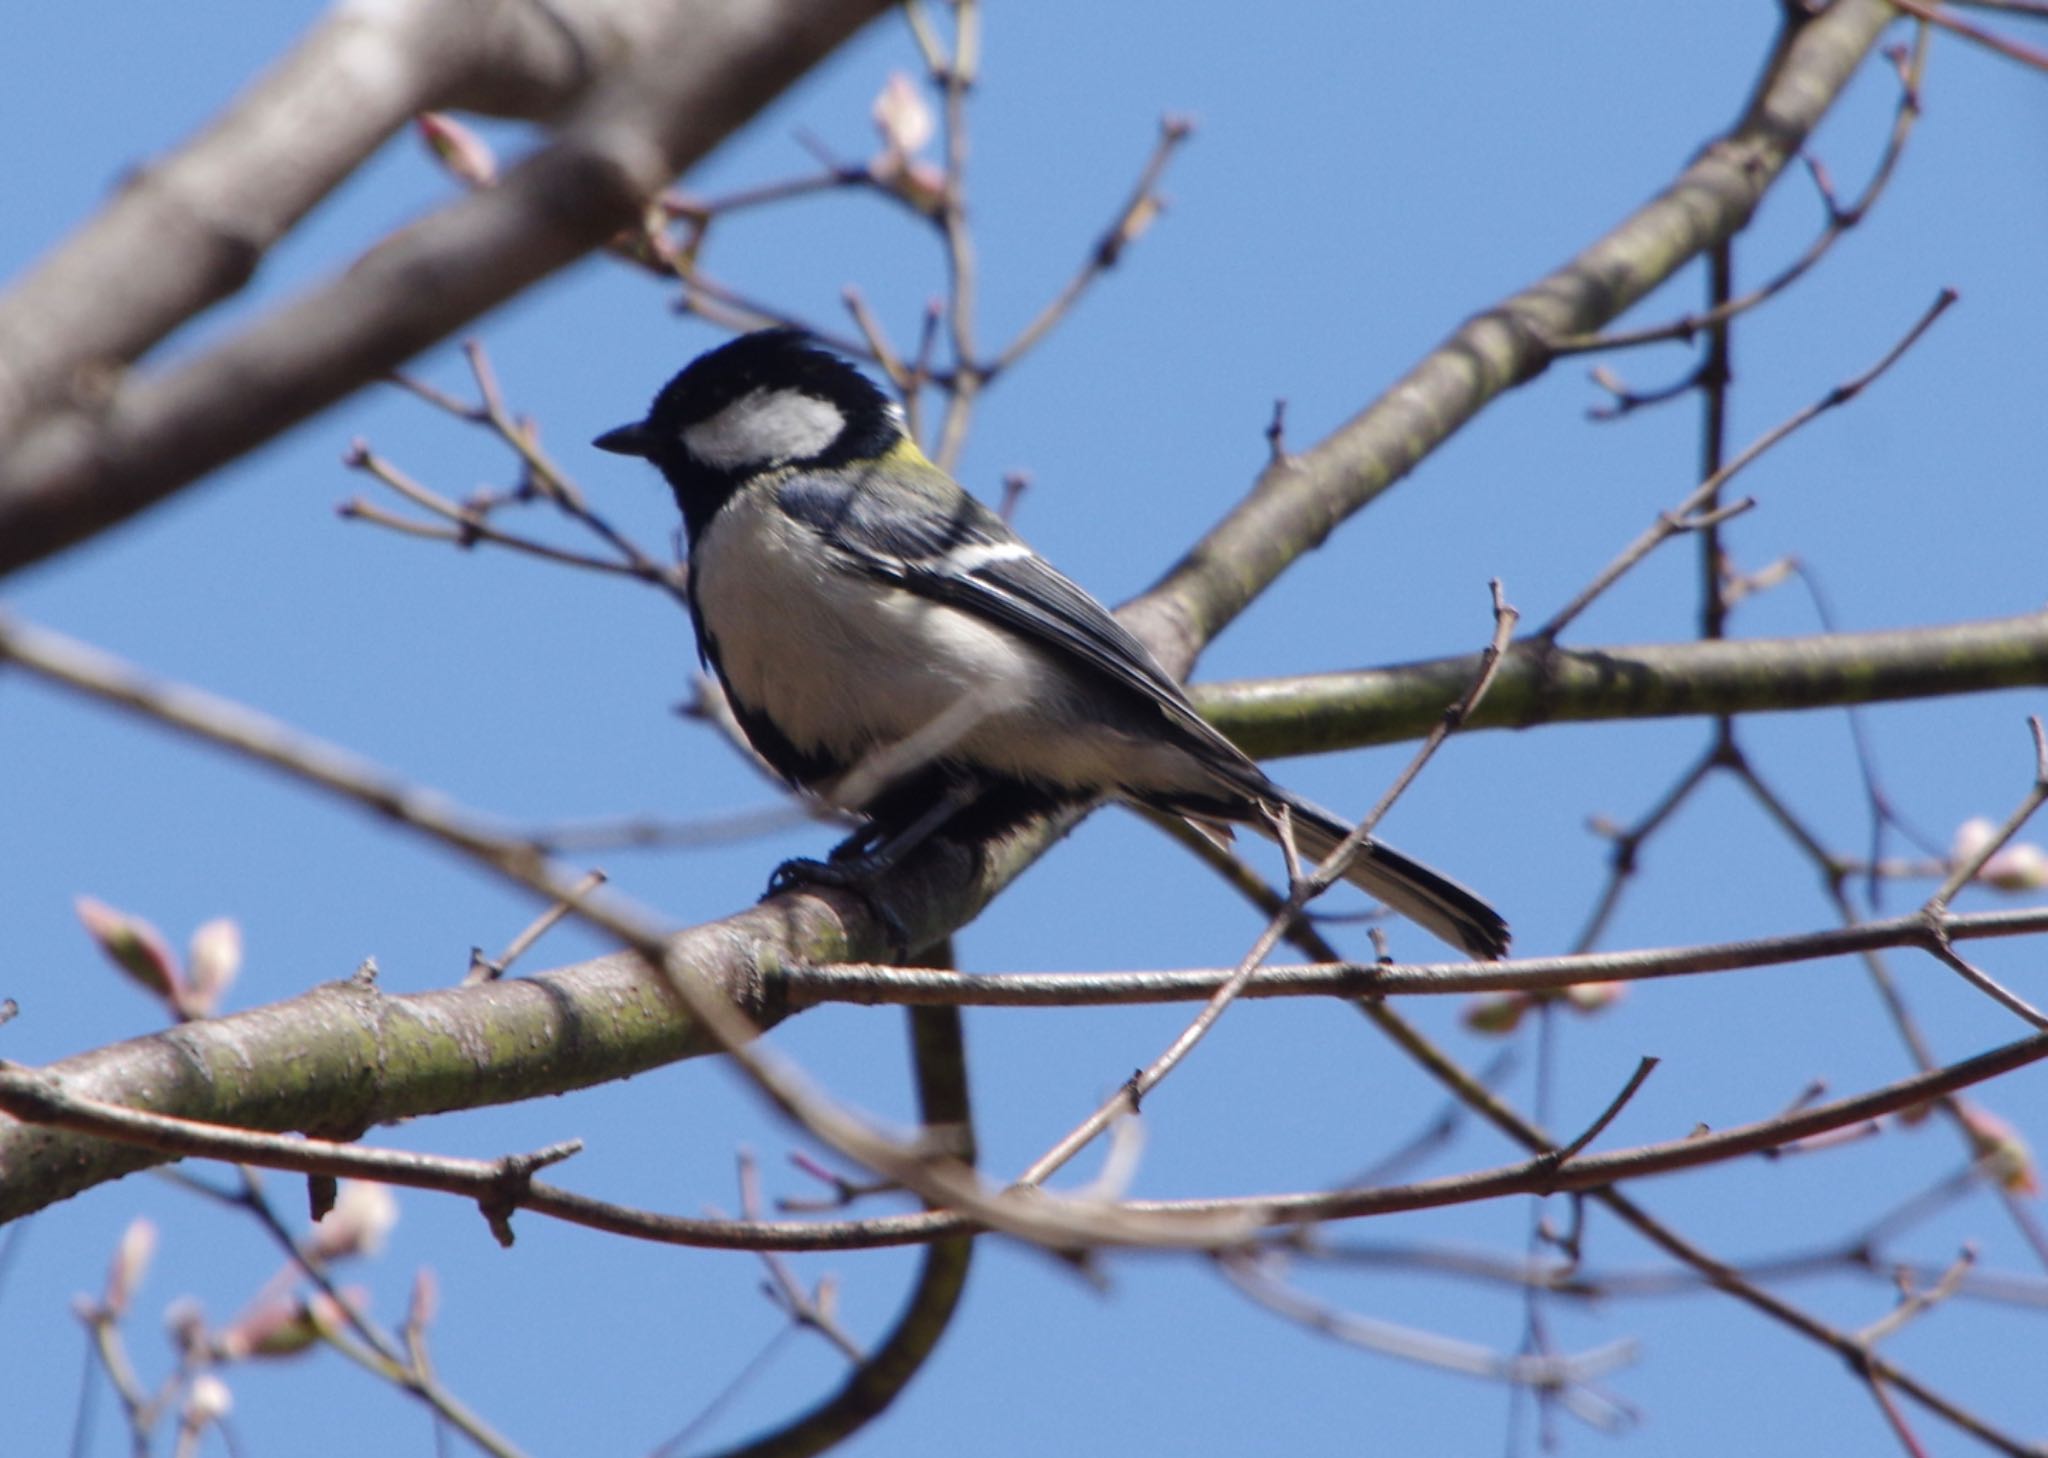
xmin=785 ymin=906 xmax=2048 ymax=1009
xmin=1015 ymin=588 xmax=1516 ymax=1192
xmin=1123 ymin=0 xmax=1901 ymax=677
xmin=0 ymin=0 xmax=591 ymax=446
xmin=0 ymin=0 xmax=896 ymax=577
xmin=1546 ymin=1058 xmax=1661 ymax=1168
xmin=693 ymin=1003 xmax=977 ymax=1458
xmin=1219 ymin=1248 xmax=1638 ymax=1399
xmin=466 ymin=870 xmax=609 ymax=984
xmin=9 ymin=1026 xmax=2044 ymax=1252
xmin=988 ymin=114 xmax=1193 ymax=377
xmin=1194 ymin=612 xmax=2048 ymax=761
xmin=1891 ymin=0 xmax=2048 ymax=70
xmin=1552 ymin=27 xmax=1930 ymax=356
xmin=1538 ymin=289 xmax=1956 ymax=641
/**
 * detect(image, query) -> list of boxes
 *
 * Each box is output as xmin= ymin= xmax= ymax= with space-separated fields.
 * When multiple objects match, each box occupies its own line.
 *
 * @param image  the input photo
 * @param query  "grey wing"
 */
xmin=776 ymin=463 xmax=1260 ymax=780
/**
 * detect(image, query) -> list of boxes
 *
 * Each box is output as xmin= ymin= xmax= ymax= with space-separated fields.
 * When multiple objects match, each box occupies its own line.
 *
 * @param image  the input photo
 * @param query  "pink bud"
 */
xmin=1983 ymin=842 xmax=2048 ymax=892
xmin=75 ymin=896 xmax=182 ymax=1006
xmin=183 ymin=1373 xmax=233 ymax=1426
xmin=1463 ymin=993 xmax=1528 ymax=1035
xmin=888 ymin=159 xmax=948 ymax=214
xmin=217 ymin=1294 xmax=319 ymax=1360
xmin=1950 ymin=817 xmax=2048 ymax=892
xmin=871 ymin=72 xmax=934 ymax=159
xmin=307 ymin=1182 xmax=398 ymax=1261
xmin=416 ymin=112 xmax=497 ymax=187
xmin=183 ymin=918 xmax=242 ymax=1017
xmin=1960 ymin=1102 xmax=2038 ymax=1195
xmin=1951 ymin=817 xmax=1998 ymax=866
xmin=103 ymin=1218 xmax=156 ymax=1317
xmin=407 ymin=1268 xmax=439 ymax=1331
xmin=306 ymin=1286 xmax=370 ymax=1334
xmin=1563 ymin=981 xmax=1626 ymax=1014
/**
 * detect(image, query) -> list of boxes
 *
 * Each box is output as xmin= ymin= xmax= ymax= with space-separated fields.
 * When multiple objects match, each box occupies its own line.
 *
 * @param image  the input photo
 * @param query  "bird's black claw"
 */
xmin=766 ymin=856 xmax=834 ymax=895
xmin=763 ymin=857 xmax=913 ymax=960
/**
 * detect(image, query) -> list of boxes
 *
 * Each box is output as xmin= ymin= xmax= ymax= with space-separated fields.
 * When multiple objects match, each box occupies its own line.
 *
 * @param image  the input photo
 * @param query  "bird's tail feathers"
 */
xmin=1258 ymin=793 xmax=1509 ymax=960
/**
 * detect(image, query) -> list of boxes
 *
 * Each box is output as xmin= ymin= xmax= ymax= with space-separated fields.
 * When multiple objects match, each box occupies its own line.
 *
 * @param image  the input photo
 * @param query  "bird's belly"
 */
xmin=692 ymin=496 xmax=1191 ymax=805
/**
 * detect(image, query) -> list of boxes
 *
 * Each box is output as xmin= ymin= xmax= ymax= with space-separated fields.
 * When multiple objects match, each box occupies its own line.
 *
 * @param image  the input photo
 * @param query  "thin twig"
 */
xmin=842 ymin=285 xmax=910 ymax=391
xmin=1545 ymin=1058 xmax=1661 ymax=1170
xmin=930 ymin=0 xmax=982 ymax=470
xmin=988 ymin=116 xmax=1193 ymax=377
xmin=0 ymin=614 xmax=554 ymax=883
xmin=648 ymin=1327 xmax=799 ymax=1458
xmin=1928 ymin=717 xmax=2048 ymax=907
xmin=1917 ymin=718 xmax=2048 ymax=1026
xmin=1891 ymin=0 xmax=2048 ymax=71
xmin=695 ymin=1000 xmax=979 ymax=1458
xmin=1860 ymin=1247 xmax=1978 ymax=1346
xmin=690 ymin=164 xmax=873 ymax=217
xmin=342 ymin=447 xmax=668 ymax=582
xmin=1218 ymin=1248 xmax=1638 ymax=1396
xmin=164 ymin=1168 xmax=529 ymax=1457
xmin=1015 ymin=587 xmax=1516 ymax=1191
xmin=1552 ymin=29 xmax=1929 ymax=356
xmin=1923 ymin=940 xmax=2048 ymax=1029
xmin=466 ymin=870 xmax=608 ymax=983
xmin=522 ymin=803 xmax=841 ymax=855
xmin=733 ymin=1150 xmax=865 ymax=1360
xmin=1572 ymin=738 xmax=1722 ymax=953
xmin=1309 ymin=582 xmax=1518 ymax=894
xmin=1537 ymin=289 xmax=1957 ymax=641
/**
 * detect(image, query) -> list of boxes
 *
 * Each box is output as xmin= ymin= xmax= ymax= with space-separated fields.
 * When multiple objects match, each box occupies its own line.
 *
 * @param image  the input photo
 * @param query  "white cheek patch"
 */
xmin=680 ymin=388 xmax=845 ymax=470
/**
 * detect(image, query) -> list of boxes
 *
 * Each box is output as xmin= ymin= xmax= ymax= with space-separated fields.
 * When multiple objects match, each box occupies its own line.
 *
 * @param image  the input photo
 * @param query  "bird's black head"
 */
xmin=594 ymin=329 xmax=902 ymax=536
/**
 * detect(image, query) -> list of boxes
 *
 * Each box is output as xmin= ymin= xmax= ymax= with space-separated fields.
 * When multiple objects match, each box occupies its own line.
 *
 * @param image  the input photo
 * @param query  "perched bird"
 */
xmin=595 ymin=329 xmax=1507 ymax=958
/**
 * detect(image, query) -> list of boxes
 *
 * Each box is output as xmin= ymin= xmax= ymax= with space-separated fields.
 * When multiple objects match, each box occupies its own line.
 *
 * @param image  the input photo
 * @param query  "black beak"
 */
xmin=593 ymin=421 xmax=654 ymax=457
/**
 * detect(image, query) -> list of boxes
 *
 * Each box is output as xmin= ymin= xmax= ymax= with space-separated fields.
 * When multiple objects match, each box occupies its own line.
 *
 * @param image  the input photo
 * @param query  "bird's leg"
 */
xmin=824 ymin=820 xmax=886 ymax=862
xmin=772 ymin=782 xmax=974 ymax=888
xmin=765 ymin=782 xmax=978 ymax=956
xmin=849 ymin=781 xmax=979 ymax=872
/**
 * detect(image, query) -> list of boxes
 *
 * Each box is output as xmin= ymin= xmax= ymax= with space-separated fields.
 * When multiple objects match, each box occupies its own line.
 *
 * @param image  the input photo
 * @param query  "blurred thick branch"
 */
xmin=0 ymin=0 xmax=892 ymax=576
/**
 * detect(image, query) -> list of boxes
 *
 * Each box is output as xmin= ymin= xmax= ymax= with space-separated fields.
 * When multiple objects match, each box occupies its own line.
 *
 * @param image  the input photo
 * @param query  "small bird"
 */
xmin=595 ymin=330 xmax=1507 ymax=959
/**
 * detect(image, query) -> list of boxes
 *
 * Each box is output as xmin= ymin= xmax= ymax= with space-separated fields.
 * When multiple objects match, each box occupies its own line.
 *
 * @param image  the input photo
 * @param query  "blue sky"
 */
xmin=5 ymin=5 xmax=2048 ymax=1455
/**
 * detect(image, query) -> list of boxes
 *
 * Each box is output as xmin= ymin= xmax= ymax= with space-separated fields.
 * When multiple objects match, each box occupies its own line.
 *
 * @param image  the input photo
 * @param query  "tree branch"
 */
xmin=1196 ymin=611 xmax=2048 ymax=759
xmin=1120 ymin=0 xmax=1898 ymax=676
xmin=781 ymin=906 xmax=2048 ymax=1010
xmin=697 ymin=1004 xmax=976 ymax=1458
xmin=8 ymin=1020 xmax=2042 ymax=1252
xmin=0 ymin=0 xmax=894 ymax=576
xmin=0 ymin=0 xmax=607 ymax=450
